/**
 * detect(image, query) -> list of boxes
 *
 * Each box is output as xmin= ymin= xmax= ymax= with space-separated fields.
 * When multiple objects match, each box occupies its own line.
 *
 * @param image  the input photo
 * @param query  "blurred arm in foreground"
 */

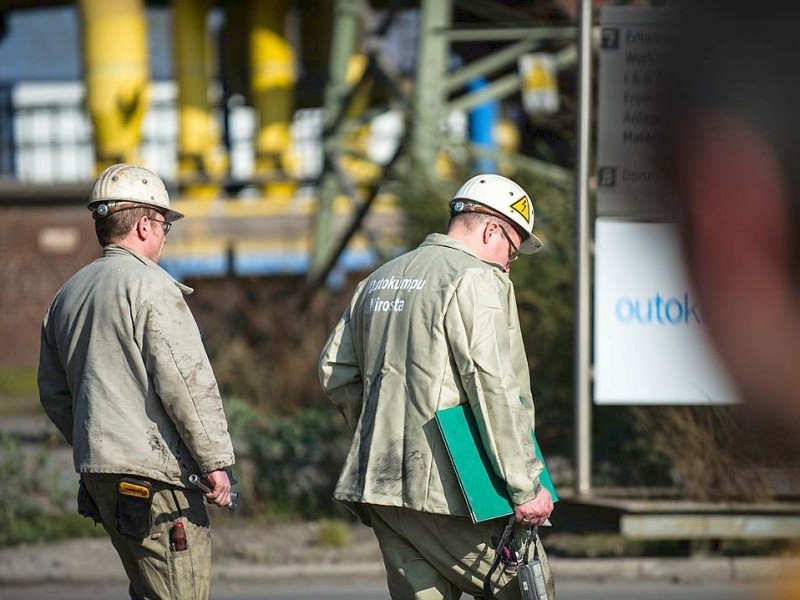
xmin=662 ymin=3 xmax=800 ymax=598
xmin=663 ymin=0 xmax=800 ymax=447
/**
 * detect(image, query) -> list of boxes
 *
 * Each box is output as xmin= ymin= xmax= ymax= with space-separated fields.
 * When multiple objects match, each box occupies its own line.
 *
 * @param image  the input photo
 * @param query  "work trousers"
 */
xmin=369 ymin=505 xmax=555 ymax=600
xmin=82 ymin=473 xmax=211 ymax=600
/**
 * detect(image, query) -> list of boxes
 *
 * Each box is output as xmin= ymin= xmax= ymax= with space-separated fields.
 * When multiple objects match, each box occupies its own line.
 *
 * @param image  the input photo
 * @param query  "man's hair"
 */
xmin=448 ymin=211 xmax=486 ymax=232
xmin=95 ymin=205 xmax=162 ymax=246
xmin=448 ymin=207 xmax=519 ymax=237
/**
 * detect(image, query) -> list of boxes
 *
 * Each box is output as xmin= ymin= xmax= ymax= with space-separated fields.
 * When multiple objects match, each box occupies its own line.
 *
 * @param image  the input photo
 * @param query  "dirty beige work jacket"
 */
xmin=39 ymin=245 xmax=235 ymax=487
xmin=319 ymin=233 xmax=543 ymax=517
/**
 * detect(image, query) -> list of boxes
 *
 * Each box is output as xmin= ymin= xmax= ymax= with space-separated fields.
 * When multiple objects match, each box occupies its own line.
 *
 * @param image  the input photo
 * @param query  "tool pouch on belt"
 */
xmin=77 ymin=477 xmax=101 ymax=524
xmin=116 ymin=477 xmax=154 ymax=539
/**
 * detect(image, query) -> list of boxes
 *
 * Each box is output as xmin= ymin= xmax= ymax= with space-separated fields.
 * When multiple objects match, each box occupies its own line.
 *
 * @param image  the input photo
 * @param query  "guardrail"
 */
xmin=555 ymin=494 xmax=800 ymax=540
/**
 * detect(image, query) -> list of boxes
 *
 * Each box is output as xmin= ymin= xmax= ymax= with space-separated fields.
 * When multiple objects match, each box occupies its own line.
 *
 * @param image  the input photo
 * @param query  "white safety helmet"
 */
xmin=451 ymin=173 xmax=543 ymax=254
xmin=87 ymin=163 xmax=184 ymax=221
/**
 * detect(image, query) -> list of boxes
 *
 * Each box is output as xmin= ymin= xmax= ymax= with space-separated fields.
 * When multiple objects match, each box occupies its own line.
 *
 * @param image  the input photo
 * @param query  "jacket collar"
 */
xmin=103 ymin=244 xmax=194 ymax=295
xmin=420 ymin=233 xmax=506 ymax=272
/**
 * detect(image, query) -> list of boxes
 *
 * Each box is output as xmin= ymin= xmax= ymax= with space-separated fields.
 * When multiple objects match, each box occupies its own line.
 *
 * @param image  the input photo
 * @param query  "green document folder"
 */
xmin=435 ymin=404 xmax=559 ymax=523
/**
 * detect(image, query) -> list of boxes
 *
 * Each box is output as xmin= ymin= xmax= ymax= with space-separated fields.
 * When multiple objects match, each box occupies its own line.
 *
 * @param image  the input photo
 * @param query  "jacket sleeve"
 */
xmin=137 ymin=286 xmax=235 ymax=474
xmin=319 ymin=289 xmax=364 ymax=433
xmin=38 ymin=320 xmax=74 ymax=445
xmin=444 ymin=269 xmax=543 ymax=506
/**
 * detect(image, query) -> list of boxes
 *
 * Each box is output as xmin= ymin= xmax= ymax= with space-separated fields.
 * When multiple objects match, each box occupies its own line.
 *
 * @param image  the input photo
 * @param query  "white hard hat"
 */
xmin=451 ymin=174 xmax=543 ymax=254
xmin=87 ymin=163 xmax=184 ymax=221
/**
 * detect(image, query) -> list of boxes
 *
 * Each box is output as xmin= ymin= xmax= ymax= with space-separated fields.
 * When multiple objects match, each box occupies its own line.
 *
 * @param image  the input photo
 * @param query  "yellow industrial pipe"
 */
xmin=174 ymin=0 xmax=227 ymax=199
xmin=250 ymin=0 xmax=296 ymax=199
xmin=78 ymin=0 xmax=149 ymax=172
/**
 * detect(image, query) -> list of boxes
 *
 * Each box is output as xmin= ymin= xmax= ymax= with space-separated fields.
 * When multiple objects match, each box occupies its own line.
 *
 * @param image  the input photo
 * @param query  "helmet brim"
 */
xmin=520 ymin=233 xmax=544 ymax=254
xmin=87 ymin=200 xmax=185 ymax=222
xmin=163 ymin=208 xmax=185 ymax=222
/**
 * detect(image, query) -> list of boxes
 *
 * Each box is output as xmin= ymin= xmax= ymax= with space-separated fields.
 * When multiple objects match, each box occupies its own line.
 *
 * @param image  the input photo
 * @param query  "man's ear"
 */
xmin=482 ymin=220 xmax=495 ymax=245
xmin=135 ymin=215 xmax=150 ymax=240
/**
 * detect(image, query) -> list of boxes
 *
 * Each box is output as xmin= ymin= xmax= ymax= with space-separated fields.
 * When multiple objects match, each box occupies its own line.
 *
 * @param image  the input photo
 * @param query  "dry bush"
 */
xmin=183 ymin=276 xmax=362 ymax=517
xmin=185 ymin=275 xmax=356 ymax=413
xmin=632 ymin=405 xmax=780 ymax=502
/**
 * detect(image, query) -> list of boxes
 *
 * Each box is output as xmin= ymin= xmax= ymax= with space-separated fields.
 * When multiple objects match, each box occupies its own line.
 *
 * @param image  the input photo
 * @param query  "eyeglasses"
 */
xmin=92 ymin=203 xmax=173 ymax=235
xmin=149 ymin=216 xmax=172 ymax=235
xmin=498 ymin=225 xmax=520 ymax=264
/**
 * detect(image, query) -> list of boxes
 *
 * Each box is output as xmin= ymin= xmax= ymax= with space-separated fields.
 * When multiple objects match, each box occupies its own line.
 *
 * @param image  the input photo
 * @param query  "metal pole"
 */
xmin=574 ymin=0 xmax=593 ymax=498
xmin=411 ymin=0 xmax=451 ymax=176
xmin=444 ymin=37 xmax=539 ymax=93
xmin=309 ymin=0 xmax=360 ymax=278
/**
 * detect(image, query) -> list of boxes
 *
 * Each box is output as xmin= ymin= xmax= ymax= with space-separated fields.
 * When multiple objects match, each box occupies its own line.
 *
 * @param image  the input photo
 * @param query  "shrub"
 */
xmin=0 ymin=433 xmax=104 ymax=545
xmin=226 ymin=399 xmax=353 ymax=519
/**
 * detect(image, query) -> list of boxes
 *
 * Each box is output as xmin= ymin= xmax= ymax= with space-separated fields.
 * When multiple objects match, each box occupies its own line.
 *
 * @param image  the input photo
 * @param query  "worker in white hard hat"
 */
xmin=87 ymin=162 xmax=185 ymax=263
xmin=320 ymin=173 xmax=555 ymax=599
xmin=449 ymin=173 xmax=544 ymax=262
xmin=39 ymin=164 xmax=235 ymax=600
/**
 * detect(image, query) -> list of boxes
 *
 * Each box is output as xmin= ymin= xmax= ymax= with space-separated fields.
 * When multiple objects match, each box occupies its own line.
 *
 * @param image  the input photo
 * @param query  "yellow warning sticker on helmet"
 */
xmin=510 ymin=195 xmax=531 ymax=224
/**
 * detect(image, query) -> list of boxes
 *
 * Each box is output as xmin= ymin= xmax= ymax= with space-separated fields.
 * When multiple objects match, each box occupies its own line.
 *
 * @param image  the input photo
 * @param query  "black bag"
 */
xmin=115 ymin=477 xmax=154 ymax=539
xmin=77 ymin=476 xmax=101 ymax=524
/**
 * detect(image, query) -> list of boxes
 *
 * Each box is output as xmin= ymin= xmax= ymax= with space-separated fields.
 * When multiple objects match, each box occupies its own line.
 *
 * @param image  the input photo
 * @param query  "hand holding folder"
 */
xmin=435 ymin=404 xmax=558 ymax=523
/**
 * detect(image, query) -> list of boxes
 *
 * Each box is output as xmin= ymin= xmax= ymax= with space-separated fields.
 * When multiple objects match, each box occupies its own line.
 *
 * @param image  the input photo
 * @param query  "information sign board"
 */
xmin=593 ymin=219 xmax=738 ymax=405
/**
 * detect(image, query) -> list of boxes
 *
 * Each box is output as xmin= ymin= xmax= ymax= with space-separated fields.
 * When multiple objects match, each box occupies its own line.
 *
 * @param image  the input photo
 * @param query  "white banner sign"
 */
xmin=593 ymin=219 xmax=738 ymax=405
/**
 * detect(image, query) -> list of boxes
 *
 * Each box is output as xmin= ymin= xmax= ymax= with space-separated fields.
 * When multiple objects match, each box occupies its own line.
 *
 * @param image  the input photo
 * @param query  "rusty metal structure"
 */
xmin=0 ymin=0 xmax=575 ymax=282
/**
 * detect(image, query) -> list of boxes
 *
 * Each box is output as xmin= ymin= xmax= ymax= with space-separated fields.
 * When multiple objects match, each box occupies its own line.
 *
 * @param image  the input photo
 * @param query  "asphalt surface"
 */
xmin=0 ymin=533 xmax=795 ymax=587
xmin=0 ymin=580 xmax=763 ymax=600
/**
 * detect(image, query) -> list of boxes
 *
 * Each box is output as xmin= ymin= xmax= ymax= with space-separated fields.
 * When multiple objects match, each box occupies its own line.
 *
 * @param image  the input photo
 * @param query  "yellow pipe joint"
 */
xmin=79 ymin=0 xmax=149 ymax=171
xmin=249 ymin=0 xmax=296 ymax=197
xmin=174 ymin=0 xmax=227 ymax=197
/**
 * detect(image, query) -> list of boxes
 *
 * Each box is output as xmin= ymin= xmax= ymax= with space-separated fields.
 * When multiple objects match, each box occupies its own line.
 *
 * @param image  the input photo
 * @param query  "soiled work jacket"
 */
xmin=319 ymin=233 xmax=543 ymax=517
xmin=38 ymin=245 xmax=235 ymax=487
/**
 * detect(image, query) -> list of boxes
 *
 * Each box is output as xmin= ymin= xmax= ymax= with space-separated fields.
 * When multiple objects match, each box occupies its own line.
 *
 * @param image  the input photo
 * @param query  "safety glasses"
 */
xmin=498 ymin=225 xmax=520 ymax=264
xmin=149 ymin=217 xmax=172 ymax=235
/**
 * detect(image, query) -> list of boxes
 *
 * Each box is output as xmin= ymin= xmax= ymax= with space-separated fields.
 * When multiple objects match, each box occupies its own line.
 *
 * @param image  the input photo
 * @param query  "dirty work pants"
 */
xmin=82 ymin=473 xmax=211 ymax=600
xmin=368 ymin=505 xmax=555 ymax=600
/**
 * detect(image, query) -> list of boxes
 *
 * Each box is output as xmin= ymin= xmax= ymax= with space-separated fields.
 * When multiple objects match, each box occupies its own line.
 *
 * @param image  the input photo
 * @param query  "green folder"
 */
xmin=435 ymin=404 xmax=559 ymax=523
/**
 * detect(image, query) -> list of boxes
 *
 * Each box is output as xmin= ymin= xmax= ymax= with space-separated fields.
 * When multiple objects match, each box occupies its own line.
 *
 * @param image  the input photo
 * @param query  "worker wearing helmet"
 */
xmin=38 ymin=164 xmax=235 ymax=600
xmin=319 ymin=174 xmax=555 ymax=599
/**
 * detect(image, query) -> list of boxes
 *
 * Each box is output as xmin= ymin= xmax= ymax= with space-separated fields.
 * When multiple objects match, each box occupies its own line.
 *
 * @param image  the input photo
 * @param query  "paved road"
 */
xmin=0 ymin=579 xmax=759 ymax=600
